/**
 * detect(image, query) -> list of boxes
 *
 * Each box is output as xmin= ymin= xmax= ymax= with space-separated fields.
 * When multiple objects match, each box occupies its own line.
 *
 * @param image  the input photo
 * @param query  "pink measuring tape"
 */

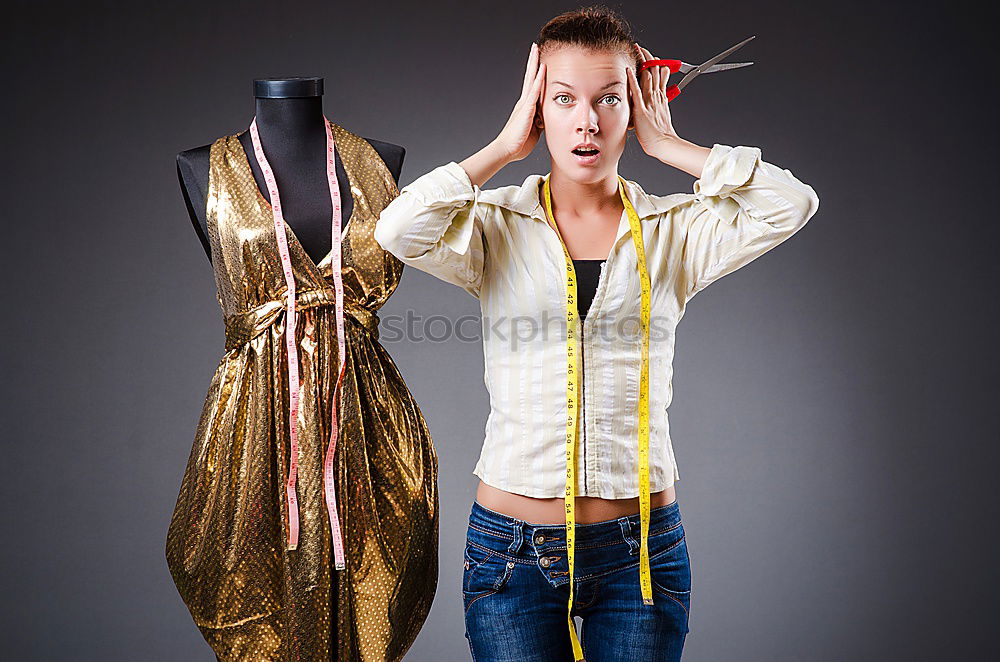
xmin=249 ymin=117 xmax=347 ymax=570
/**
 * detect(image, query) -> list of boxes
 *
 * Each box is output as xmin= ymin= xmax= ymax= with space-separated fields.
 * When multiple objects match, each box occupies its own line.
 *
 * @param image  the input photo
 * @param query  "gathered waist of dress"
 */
xmin=224 ymin=286 xmax=380 ymax=351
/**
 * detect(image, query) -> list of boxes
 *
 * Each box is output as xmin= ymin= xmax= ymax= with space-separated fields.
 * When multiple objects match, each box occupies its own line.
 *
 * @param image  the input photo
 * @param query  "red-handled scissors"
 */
xmin=639 ymin=35 xmax=755 ymax=101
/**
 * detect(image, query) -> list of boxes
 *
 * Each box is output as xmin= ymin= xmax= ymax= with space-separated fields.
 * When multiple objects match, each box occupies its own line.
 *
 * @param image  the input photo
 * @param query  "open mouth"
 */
xmin=571 ymin=147 xmax=601 ymax=157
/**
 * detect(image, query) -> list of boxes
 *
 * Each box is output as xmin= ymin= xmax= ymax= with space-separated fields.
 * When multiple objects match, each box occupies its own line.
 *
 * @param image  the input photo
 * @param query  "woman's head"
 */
xmin=534 ymin=5 xmax=643 ymax=183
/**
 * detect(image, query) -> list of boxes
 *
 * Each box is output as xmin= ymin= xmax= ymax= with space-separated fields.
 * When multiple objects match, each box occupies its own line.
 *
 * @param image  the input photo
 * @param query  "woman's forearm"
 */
xmin=647 ymin=134 xmax=712 ymax=179
xmin=459 ymin=141 xmax=514 ymax=188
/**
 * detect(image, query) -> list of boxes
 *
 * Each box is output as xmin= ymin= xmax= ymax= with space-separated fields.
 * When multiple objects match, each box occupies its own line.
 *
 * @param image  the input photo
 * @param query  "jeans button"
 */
xmin=534 ymin=534 xmax=546 ymax=545
xmin=539 ymin=557 xmax=552 ymax=568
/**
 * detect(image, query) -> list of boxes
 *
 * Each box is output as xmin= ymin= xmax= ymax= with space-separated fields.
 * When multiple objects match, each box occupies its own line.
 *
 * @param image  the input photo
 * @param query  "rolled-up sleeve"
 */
xmin=374 ymin=161 xmax=487 ymax=299
xmin=675 ymin=143 xmax=820 ymax=300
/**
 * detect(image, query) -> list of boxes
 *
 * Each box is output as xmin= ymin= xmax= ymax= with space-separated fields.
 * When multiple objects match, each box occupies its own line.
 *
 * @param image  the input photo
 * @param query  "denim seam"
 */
xmin=575 ymin=521 xmax=682 ymax=550
xmin=529 ymin=521 xmax=683 ymax=553
xmin=468 ymin=523 xmax=515 ymax=540
xmin=469 ymin=506 xmax=680 ymax=538
xmin=463 ymin=556 xmax=517 ymax=614
xmin=469 ymin=521 xmax=682 ymax=551
xmin=465 ymin=628 xmax=478 ymax=662
xmin=574 ymin=578 xmax=601 ymax=609
xmin=466 ymin=540 xmax=537 ymax=565
xmin=464 ymin=589 xmax=497 ymax=614
xmin=653 ymin=585 xmax=690 ymax=618
xmin=652 ymin=581 xmax=692 ymax=596
xmin=493 ymin=561 xmax=515 ymax=591
xmin=473 ymin=500 xmax=678 ymax=520
xmin=561 ymin=533 xmax=687 ymax=584
xmin=463 ymin=548 xmax=498 ymax=591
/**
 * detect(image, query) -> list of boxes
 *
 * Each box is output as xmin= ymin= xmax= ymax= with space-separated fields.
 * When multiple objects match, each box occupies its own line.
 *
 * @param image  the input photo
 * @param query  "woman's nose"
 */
xmin=576 ymin=107 xmax=599 ymax=134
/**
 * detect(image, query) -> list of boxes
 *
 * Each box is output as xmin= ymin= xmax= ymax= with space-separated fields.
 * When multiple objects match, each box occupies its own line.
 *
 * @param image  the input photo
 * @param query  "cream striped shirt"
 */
xmin=374 ymin=144 xmax=820 ymax=498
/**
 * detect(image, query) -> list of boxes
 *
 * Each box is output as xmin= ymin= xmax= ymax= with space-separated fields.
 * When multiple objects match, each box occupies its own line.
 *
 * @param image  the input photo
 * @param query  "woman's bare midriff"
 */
xmin=476 ymin=480 xmax=676 ymax=525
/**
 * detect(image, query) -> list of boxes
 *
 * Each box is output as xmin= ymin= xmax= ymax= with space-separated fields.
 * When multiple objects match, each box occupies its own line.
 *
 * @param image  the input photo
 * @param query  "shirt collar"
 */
xmin=478 ymin=173 xmax=691 ymax=234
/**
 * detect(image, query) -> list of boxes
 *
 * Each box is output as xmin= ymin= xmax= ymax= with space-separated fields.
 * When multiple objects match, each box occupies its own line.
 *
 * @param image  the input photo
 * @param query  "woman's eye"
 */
xmin=553 ymin=94 xmax=619 ymax=105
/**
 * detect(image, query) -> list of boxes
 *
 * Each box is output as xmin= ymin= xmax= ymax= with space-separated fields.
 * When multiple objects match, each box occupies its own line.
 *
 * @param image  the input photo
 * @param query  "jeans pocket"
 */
xmin=462 ymin=542 xmax=516 ymax=614
xmin=463 ymin=543 xmax=494 ymax=591
xmin=649 ymin=527 xmax=692 ymax=613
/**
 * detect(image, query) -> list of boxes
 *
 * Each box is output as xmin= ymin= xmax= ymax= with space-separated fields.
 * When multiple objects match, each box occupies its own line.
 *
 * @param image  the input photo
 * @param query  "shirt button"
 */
xmin=534 ymin=534 xmax=546 ymax=544
xmin=539 ymin=557 xmax=552 ymax=568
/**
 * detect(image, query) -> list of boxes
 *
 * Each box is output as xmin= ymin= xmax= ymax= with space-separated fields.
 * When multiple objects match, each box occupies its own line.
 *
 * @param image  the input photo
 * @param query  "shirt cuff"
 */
xmin=399 ymin=160 xmax=479 ymax=206
xmin=692 ymin=144 xmax=762 ymax=225
xmin=393 ymin=161 xmax=484 ymax=257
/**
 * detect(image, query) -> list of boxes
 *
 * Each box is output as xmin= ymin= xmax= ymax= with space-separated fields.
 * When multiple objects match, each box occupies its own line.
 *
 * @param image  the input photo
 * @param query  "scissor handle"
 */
xmin=639 ymin=59 xmax=681 ymax=74
xmin=666 ymin=85 xmax=681 ymax=101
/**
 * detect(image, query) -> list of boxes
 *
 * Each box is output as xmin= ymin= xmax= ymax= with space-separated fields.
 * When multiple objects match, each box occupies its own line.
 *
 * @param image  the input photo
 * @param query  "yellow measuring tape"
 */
xmin=542 ymin=175 xmax=653 ymax=661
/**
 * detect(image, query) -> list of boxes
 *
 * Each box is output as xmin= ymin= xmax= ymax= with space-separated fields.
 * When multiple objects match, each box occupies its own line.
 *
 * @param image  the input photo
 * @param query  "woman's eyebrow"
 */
xmin=550 ymin=81 xmax=624 ymax=91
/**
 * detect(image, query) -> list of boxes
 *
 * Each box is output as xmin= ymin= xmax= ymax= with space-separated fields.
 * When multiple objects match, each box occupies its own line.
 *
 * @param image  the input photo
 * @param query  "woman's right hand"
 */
xmin=492 ymin=43 xmax=546 ymax=163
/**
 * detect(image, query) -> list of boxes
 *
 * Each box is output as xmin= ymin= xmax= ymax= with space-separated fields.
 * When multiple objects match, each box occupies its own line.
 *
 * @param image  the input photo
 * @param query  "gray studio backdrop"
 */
xmin=2 ymin=0 xmax=995 ymax=660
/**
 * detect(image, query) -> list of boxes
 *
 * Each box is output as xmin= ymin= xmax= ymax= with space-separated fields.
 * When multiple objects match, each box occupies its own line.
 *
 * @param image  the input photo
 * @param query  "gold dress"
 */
xmin=166 ymin=121 xmax=438 ymax=661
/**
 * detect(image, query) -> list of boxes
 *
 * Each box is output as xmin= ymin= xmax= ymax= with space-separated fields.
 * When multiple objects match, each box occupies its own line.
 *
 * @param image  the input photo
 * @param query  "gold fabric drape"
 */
xmin=166 ymin=122 xmax=438 ymax=661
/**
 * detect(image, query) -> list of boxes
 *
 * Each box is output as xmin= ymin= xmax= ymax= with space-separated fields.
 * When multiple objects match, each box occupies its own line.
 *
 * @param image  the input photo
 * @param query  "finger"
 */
xmin=636 ymin=42 xmax=650 ymax=63
xmin=636 ymin=43 xmax=654 ymax=97
xmin=643 ymin=45 xmax=661 ymax=92
xmin=637 ymin=45 xmax=654 ymax=101
xmin=634 ymin=42 xmax=646 ymax=83
xmin=529 ymin=62 xmax=546 ymax=105
xmin=626 ymin=65 xmax=645 ymax=117
xmin=531 ymin=63 xmax=547 ymax=129
xmin=522 ymin=43 xmax=538 ymax=97
xmin=658 ymin=54 xmax=671 ymax=94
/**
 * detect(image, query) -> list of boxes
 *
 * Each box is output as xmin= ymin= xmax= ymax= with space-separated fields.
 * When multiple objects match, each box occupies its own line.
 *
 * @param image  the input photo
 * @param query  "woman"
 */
xmin=375 ymin=6 xmax=819 ymax=661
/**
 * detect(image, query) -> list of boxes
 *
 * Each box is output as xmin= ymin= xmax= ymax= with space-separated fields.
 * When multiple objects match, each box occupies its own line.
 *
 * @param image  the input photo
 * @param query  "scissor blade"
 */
xmin=677 ymin=60 xmax=753 ymax=74
xmin=678 ymin=36 xmax=756 ymax=90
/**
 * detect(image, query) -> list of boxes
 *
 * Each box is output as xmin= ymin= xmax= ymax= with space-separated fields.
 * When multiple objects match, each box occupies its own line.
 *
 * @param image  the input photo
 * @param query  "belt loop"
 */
xmin=618 ymin=516 xmax=640 ymax=556
xmin=508 ymin=519 xmax=525 ymax=554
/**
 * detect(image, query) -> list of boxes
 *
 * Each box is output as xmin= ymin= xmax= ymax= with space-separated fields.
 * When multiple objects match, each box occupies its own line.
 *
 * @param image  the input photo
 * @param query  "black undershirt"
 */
xmin=572 ymin=259 xmax=606 ymax=321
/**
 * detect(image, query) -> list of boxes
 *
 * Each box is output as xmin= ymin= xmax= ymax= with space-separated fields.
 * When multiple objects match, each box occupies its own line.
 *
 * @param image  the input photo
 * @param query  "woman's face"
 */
xmin=537 ymin=45 xmax=634 ymax=183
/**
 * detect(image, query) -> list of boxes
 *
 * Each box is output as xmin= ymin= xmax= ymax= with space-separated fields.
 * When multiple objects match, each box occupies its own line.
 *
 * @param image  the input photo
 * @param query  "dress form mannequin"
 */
xmin=172 ymin=79 xmax=412 ymax=661
xmin=176 ymin=77 xmax=405 ymax=264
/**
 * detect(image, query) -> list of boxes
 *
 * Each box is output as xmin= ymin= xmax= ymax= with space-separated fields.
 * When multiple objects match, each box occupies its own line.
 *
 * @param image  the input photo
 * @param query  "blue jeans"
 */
xmin=463 ymin=499 xmax=691 ymax=661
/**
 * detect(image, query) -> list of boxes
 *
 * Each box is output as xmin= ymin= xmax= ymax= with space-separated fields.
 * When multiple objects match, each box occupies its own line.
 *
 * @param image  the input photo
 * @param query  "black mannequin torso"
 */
xmin=176 ymin=77 xmax=405 ymax=264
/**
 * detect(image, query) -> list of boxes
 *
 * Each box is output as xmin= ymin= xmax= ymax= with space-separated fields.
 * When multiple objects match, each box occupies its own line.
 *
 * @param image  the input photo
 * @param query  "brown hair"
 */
xmin=535 ymin=5 xmax=643 ymax=73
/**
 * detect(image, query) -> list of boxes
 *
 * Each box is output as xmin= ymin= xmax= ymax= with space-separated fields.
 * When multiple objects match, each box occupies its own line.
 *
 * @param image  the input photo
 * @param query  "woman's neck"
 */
xmin=547 ymin=167 xmax=622 ymax=219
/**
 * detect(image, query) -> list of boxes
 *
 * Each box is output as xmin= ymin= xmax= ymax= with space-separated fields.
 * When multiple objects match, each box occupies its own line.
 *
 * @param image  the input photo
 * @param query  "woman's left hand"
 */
xmin=626 ymin=43 xmax=680 ymax=154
